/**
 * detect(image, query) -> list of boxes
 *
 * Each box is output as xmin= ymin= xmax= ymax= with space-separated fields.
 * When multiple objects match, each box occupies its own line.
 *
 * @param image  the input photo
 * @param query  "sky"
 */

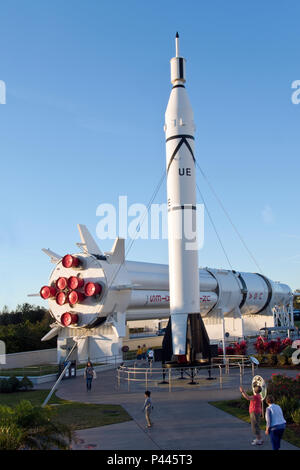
xmin=0 ymin=0 xmax=299 ymax=310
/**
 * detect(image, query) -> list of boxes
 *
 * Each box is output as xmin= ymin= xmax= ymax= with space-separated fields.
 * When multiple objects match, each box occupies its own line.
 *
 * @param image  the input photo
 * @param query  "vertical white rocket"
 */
xmin=164 ymin=33 xmax=200 ymax=357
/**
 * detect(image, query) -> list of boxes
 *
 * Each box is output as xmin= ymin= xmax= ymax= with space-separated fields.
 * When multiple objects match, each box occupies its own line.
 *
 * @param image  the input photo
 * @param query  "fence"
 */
xmin=117 ymin=355 xmax=257 ymax=392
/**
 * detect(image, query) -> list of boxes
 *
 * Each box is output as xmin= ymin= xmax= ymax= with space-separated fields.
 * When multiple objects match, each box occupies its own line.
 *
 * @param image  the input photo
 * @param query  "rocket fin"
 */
xmin=41 ymin=326 xmax=61 ymax=342
xmin=42 ymin=248 xmax=62 ymax=263
xmin=77 ymin=224 xmax=103 ymax=255
xmin=105 ymin=238 xmax=125 ymax=264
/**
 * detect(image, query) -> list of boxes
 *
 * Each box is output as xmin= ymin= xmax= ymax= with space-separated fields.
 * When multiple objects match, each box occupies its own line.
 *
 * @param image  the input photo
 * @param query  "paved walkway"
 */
xmin=39 ymin=365 xmax=299 ymax=451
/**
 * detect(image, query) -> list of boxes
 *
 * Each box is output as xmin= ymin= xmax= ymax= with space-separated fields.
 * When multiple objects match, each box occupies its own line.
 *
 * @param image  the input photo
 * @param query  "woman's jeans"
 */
xmin=86 ymin=377 xmax=93 ymax=390
xmin=270 ymin=425 xmax=285 ymax=450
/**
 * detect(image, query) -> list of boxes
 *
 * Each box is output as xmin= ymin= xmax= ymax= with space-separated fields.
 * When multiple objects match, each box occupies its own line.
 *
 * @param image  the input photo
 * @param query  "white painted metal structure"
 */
xmin=39 ymin=224 xmax=293 ymax=362
xmin=164 ymin=33 xmax=199 ymax=355
xmin=37 ymin=35 xmax=294 ymax=363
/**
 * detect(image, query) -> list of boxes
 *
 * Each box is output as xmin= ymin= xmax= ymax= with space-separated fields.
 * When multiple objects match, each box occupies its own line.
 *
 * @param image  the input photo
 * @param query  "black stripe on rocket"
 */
xmin=166 ymin=135 xmax=195 ymax=173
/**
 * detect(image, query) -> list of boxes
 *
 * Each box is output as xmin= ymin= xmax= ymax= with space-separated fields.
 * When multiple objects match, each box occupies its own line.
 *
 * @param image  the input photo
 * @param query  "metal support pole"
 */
xmin=168 ymin=368 xmax=171 ymax=392
xmin=178 ymin=368 xmax=186 ymax=380
xmin=128 ymin=370 xmax=130 ymax=391
xmin=159 ymin=368 xmax=169 ymax=384
xmin=42 ymin=341 xmax=78 ymax=407
xmin=238 ymin=363 xmax=242 ymax=385
xmin=145 ymin=369 xmax=148 ymax=389
xmin=219 ymin=365 xmax=223 ymax=389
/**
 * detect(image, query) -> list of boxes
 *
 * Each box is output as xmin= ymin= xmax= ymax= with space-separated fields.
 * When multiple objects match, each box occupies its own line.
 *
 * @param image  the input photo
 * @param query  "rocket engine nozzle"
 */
xmin=67 ymin=276 xmax=84 ymax=290
xmin=40 ymin=285 xmax=57 ymax=299
xmin=84 ymin=282 xmax=102 ymax=297
xmin=62 ymin=254 xmax=81 ymax=269
xmin=61 ymin=312 xmax=79 ymax=327
xmin=67 ymin=290 xmax=86 ymax=305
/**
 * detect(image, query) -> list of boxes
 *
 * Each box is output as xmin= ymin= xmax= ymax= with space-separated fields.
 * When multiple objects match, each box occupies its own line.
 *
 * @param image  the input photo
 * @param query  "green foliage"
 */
xmin=281 ymin=346 xmax=296 ymax=359
xmin=0 ymin=303 xmax=56 ymax=353
xmin=266 ymin=354 xmax=277 ymax=366
xmin=8 ymin=376 xmax=21 ymax=392
xmin=19 ymin=376 xmax=33 ymax=391
xmin=0 ymin=400 xmax=74 ymax=450
xmin=0 ymin=376 xmax=22 ymax=394
xmin=291 ymin=408 xmax=300 ymax=425
xmin=277 ymin=354 xmax=287 ymax=366
xmin=277 ymin=396 xmax=299 ymax=422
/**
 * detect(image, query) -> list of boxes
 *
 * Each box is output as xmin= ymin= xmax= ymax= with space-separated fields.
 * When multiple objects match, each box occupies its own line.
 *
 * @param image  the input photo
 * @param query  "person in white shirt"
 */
xmin=265 ymin=395 xmax=286 ymax=450
xmin=147 ymin=348 xmax=154 ymax=364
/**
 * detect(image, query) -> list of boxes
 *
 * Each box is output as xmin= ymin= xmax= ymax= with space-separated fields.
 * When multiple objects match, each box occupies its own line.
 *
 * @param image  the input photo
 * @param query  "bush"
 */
xmin=0 ymin=376 xmax=21 ymax=394
xmin=266 ymin=354 xmax=277 ymax=366
xmin=0 ymin=400 xmax=74 ymax=450
xmin=291 ymin=408 xmax=300 ymax=425
xmin=277 ymin=396 xmax=299 ymax=422
xmin=277 ymin=354 xmax=287 ymax=366
xmin=281 ymin=345 xmax=296 ymax=359
xmin=7 ymin=376 xmax=21 ymax=392
xmin=0 ymin=379 xmax=12 ymax=393
xmin=19 ymin=376 xmax=33 ymax=391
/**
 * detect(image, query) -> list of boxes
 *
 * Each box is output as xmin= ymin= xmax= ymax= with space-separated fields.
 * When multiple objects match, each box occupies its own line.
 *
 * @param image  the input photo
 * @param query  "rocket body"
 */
xmin=164 ymin=35 xmax=200 ymax=355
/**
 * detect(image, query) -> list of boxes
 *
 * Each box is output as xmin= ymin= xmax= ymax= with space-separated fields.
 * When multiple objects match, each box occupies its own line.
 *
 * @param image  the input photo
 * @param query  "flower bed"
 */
xmin=218 ymin=340 xmax=247 ymax=356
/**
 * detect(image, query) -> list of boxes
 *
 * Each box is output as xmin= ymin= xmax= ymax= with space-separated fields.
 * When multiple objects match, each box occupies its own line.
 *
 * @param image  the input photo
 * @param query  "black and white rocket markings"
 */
xmin=166 ymin=134 xmax=195 ymax=174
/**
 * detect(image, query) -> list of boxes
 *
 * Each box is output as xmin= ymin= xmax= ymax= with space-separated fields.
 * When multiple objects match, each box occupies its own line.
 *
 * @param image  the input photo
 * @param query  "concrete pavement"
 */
xmin=39 ymin=365 xmax=299 ymax=450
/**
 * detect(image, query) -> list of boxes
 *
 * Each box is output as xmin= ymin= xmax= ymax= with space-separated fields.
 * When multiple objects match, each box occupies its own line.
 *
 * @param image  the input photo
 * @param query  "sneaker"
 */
xmin=251 ymin=439 xmax=258 ymax=445
xmin=257 ymin=440 xmax=264 ymax=445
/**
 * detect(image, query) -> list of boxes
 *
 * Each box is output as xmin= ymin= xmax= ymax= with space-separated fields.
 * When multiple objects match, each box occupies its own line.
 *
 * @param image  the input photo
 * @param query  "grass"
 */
xmin=0 ymin=362 xmax=103 ymax=377
xmin=0 ymin=389 xmax=132 ymax=431
xmin=210 ymin=399 xmax=300 ymax=448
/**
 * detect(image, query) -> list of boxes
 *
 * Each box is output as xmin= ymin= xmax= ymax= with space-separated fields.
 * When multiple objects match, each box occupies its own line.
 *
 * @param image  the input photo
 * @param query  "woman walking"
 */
xmin=240 ymin=385 xmax=263 ymax=445
xmin=265 ymin=395 xmax=286 ymax=450
xmin=84 ymin=361 xmax=96 ymax=391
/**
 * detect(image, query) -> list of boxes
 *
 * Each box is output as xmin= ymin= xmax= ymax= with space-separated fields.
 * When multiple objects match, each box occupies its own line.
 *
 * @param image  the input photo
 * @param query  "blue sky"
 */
xmin=0 ymin=0 xmax=299 ymax=309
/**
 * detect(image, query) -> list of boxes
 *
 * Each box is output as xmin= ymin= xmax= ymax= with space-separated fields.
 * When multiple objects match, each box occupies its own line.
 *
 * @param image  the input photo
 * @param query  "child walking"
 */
xmin=143 ymin=390 xmax=153 ymax=428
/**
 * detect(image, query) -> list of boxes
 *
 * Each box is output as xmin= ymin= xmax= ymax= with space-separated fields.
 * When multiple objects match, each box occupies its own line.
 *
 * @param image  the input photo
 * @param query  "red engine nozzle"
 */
xmin=61 ymin=312 xmax=79 ymax=327
xmin=56 ymin=292 xmax=67 ymax=306
xmin=62 ymin=254 xmax=80 ymax=268
xmin=67 ymin=276 xmax=84 ymax=290
xmin=84 ymin=282 xmax=102 ymax=297
xmin=68 ymin=290 xmax=85 ymax=305
xmin=40 ymin=286 xmax=57 ymax=299
xmin=56 ymin=277 xmax=68 ymax=290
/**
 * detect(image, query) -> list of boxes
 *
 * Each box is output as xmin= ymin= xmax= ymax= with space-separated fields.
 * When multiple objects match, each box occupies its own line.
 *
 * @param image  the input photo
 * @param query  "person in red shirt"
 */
xmin=240 ymin=385 xmax=263 ymax=445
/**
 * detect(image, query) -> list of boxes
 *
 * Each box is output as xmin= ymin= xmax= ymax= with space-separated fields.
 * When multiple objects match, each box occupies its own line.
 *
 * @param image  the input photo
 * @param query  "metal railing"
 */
xmin=117 ymin=355 xmax=256 ymax=392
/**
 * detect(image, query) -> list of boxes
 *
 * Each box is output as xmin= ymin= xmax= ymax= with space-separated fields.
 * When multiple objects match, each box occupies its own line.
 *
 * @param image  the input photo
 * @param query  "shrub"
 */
xmin=277 ymin=354 xmax=287 ymax=366
xmin=277 ymin=396 xmax=299 ymax=422
xmin=7 ymin=376 xmax=21 ymax=392
xmin=0 ymin=379 xmax=12 ymax=393
xmin=266 ymin=354 xmax=277 ymax=366
xmin=281 ymin=345 xmax=296 ymax=359
xmin=291 ymin=408 xmax=300 ymax=425
xmin=0 ymin=400 xmax=74 ymax=450
xmin=19 ymin=376 xmax=33 ymax=391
